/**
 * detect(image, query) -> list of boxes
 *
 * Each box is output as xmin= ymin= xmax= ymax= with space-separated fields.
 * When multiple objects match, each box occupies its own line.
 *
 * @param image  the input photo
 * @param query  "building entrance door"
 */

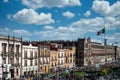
xmin=10 ymin=69 xmax=14 ymax=78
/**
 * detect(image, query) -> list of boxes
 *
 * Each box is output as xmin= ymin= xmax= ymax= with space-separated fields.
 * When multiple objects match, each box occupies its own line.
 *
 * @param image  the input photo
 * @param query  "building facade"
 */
xmin=76 ymin=38 xmax=116 ymax=67
xmin=50 ymin=50 xmax=58 ymax=72
xmin=57 ymin=49 xmax=64 ymax=68
xmin=22 ymin=43 xmax=38 ymax=77
xmin=0 ymin=35 xmax=22 ymax=79
xmin=38 ymin=45 xmax=50 ymax=73
xmin=64 ymin=46 xmax=76 ymax=68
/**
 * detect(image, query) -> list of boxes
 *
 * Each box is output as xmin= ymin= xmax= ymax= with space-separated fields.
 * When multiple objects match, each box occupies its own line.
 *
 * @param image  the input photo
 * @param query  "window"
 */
xmin=55 ymin=62 xmax=56 ymax=66
xmin=24 ymin=60 xmax=27 ymax=66
xmin=16 ymin=45 xmax=19 ymax=54
xmin=16 ymin=59 xmax=19 ymax=64
xmin=70 ymin=53 xmax=72 ymax=57
xmin=61 ymin=60 xmax=63 ymax=64
xmin=10 ymin=58 xmax=13 ymax=64
xmin=45 ymin=50 xmax=47 ymax=56
xmin=3 ymin=58 xmax=6 ymax=64
xmin=30 ymin=60 xmax=33 ymax=66
xmin=2 ymin=43 xmax=6 ymax=53
xmin=35 ymin=60 xmax=37 ymax=65
xmin=52 ymin=63 xmax=53 ymax=66
xmin=24 ymin=51 xmax=27 ymax=58
xmin=70 ymin=59 xmax=72 ymax=63
xmin=16 ymin=69 xmax=19 ymax=76
xmin=30 ymin=51 xmax=33 ymax=58
xmin=35 ymin=51 xmax=37 ymax=58
xmin=9 ymin=44 xmax=14 ymax=53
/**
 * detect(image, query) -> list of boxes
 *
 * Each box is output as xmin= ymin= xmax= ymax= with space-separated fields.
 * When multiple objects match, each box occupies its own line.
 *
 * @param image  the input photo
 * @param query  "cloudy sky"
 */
xmin=0 ymin=0 xmax=120 ymax=45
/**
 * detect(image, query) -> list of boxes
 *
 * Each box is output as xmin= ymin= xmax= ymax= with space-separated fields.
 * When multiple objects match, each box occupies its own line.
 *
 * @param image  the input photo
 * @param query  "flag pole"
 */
xmin=104 ymin=25 xmax=107 ymax=62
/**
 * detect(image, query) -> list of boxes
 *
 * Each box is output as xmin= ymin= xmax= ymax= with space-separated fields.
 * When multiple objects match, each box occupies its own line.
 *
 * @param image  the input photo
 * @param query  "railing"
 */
xmin=9 ymin=53 xmax=14 ymax=58
xmin=15 ymin=53 xmax=21 ymax=58
xmin=51 ymin=58 xmax=57 ymax=61
xmin=46 ymin=54 xmax=50 ymax=57
xmin=30 ymin=63 xmax=33 ymax=66
xmin=11 ymin=63 xmax=20 ymax=67
xmin=24 ymin=55 xmax=27 ymax=59
xmin=65 ymin=55 xmax=69 ymax=57
xmin=24 ymin=63 xmax=27 ymax=66
xmin=58 ymin=55 xmax=64 ymax=58
xmin=2 ymin=52 xmax=7 ymax=58
xmin=39 ymin=54 xmax=44 ymax=57
xmin=34 ymin=55 xmax=37 ymax=58
xmin=35 ymin=62 xmax=37 ymax=65
xmin=28 ymin=56 xmax=34 ymax=59
xmin=58 ymin=63 xmax=63 ymax=65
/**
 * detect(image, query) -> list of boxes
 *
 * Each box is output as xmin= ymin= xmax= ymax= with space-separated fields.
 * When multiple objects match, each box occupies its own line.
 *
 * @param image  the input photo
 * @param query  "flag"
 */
xmin=97 ymin=28 xmax=105 ymax=35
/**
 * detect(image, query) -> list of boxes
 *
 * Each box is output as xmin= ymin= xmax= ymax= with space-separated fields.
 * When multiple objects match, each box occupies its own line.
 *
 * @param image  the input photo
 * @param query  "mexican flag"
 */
xmin=97 ymin=28 xmax=105 ymax=35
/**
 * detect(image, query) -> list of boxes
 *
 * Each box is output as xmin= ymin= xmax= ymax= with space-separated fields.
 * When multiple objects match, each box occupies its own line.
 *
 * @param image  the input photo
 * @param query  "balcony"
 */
xmin=9 ymin=53 xmax=14 ymax=58
xmin=28 ymin=56 xmax=34 ymax=59
xmin=35 ymin=63 xmax=37 ymax=65
xmin=58 ymin=55 xmax=64 ymax=58
xmin=11 ymin=63 xmax=20 ymax=67
xmin=24 ymin=64 xmax=27 ymax=66
xmin=24 ymin=56 xmax=27 ymax=59
xmin=30 ymin=63 xmax=33 ymax=66
xmin=34 ymin=55 xmax=37 ymax=59
xmin=51 ymin=58 xmax=57 ymax=61
xmin=46 ymin=54 xmax=50 ymax=57
xmin=39 ymin=54 xmax=44 ymax=57
xmin=2 ymin=52 xmax=7 ymax=58
xmin=43 ymin=60 xmax=49 ymax=64
xmin=15 ymin=53 xmax=21 ymax=58
xmin=65 ymin=55 xmax=69 ymax=57
xmin=58 ymin=63 xmax=63 ymax=65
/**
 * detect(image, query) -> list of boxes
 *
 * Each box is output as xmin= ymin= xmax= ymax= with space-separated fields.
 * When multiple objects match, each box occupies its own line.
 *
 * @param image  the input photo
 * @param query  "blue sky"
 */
xmin=0 ymin=0 xmax=120 ymax=45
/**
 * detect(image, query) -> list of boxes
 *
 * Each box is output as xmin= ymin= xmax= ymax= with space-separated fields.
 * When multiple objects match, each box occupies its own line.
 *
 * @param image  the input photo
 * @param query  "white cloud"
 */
xmin=43 ymin=26 xmax=54 ymax=30
xmin=84 ymin=10 xmax=91 ymax=17
xmin=104 ymin=17 xmax=120 ymax=30
xmin=34 ymin=16 xmax=119 ymax=40
xmin=71 ymin=16 xmax=120 ymax=31
xmin=71 ymin=17 xmax=105 ymax=32
xmin=106 ymin=32 xmax=120 ymax=46
xmin=3 ymin=0 xmax=8 ymax=3
xmin=92 ymin=0 xmax=120 ymax=17
xmin=22 ymin=0 xmax=81 ymax=9
xmin=0 ymin=27 xmax=32 ymax=39
xmin=35 ymin=26 xmax=83 ymax=40
xmin=0 ymin=28 xmax=35 ymax=41
xmin=9 ymin=8 xmax=54 ymax=25
xmin=13 ymin=29 xmax=32 ymax=36
xmin=63 ymin=11 xmax=75 ymax=19
xmin=0 ymin=27 xmax=10 ymax=35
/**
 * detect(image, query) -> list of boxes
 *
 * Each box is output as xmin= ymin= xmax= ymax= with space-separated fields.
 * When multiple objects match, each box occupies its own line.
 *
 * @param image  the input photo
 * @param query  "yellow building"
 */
xmin=64 ymin=46 xmax=76 ymax=68
xmin=38 ymin=45 xmax=50 ymax=73
xmin=50 ymin=50 xmax=58 ymax=72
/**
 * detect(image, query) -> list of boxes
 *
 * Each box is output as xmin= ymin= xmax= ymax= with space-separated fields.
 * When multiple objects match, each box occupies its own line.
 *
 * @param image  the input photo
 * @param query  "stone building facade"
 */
xmin=22 ymin=43 xmax=38 ymax=77
xmin=0 ymin=35 xmax=22 ymax=79
xmin=76 ymin=38 xmax=116 ymax=67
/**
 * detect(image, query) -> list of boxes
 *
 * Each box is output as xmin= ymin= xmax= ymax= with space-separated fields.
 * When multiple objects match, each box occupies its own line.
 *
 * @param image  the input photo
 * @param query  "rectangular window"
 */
xmin=16 ymin=45 xmax=20 ymax=54
xmin=35 ymin=60 xmax=37 ymax=65
xmin=24 ymin=51 xmax=27 ymax=58
xmin=30 ymin=60 xmax=33 ymax=66
xmin=24 ymin=60 xmax=27 ymax=66
xmin=2 ymin=43 xmax=7 ymax=53
xmin=30 ymin=51 xmax=33 ymax=58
